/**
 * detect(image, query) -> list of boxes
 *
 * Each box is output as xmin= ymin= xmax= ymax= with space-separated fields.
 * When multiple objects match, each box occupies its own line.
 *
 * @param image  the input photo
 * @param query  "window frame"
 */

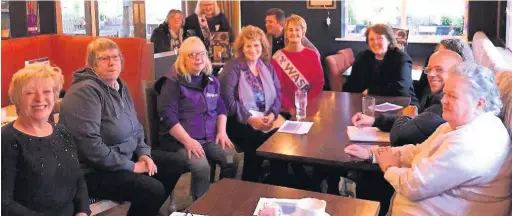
xmin=338 ymin=0 xmax=469 ymax=44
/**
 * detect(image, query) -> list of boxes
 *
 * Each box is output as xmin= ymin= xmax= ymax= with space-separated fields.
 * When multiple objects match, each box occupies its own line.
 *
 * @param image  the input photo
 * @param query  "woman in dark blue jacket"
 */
xmin=154 ymin=36 xmax=235 ymax=200
xmin=343 ymin=24 xmax=419 ymax=106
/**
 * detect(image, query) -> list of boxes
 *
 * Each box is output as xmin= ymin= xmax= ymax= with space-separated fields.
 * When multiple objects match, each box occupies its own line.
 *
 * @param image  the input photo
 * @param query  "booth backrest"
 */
xmin=1 ymin=34 xmax=154 ymax=125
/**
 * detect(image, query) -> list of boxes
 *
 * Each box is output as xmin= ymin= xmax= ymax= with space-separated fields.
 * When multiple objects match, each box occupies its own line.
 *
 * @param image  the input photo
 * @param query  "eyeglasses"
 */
xmin=97 ymin=55 xmax=121 ymax=63
xmin=423 ymin=66 xmax=445 ymax=75
xmin=188 ymin=51 xmax=207 ymax=59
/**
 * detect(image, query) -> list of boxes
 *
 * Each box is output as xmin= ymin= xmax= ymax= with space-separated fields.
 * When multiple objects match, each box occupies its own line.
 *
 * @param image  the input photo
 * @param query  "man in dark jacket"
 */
xmin=352 ymin=50 xmax=463 ymax=146
xmin=150 ymin=9 xmax=186 ymax=54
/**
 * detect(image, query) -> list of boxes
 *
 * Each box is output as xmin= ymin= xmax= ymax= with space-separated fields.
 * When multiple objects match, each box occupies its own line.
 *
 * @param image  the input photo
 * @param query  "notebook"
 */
xmin=346 ymin=126 xmax=390 ymax=142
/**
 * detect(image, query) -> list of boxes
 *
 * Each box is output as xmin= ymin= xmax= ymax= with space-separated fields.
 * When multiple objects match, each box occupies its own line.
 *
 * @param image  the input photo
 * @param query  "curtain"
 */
xmin=218 ymin=0 xmax=240 ymax=38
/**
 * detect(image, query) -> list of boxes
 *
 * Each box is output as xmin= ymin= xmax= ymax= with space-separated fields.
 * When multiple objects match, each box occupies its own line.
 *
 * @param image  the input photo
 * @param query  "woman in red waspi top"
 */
xmin=271 ymin=14 xmax=324 ymax=112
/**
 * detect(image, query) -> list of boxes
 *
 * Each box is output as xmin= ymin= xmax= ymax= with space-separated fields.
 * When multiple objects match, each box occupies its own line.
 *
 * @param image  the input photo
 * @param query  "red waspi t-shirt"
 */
xmin=271 ymin=48 xmax=324 ymax=110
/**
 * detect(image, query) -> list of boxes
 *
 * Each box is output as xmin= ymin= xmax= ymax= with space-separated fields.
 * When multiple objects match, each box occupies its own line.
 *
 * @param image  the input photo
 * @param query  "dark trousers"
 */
xmin=227 ymin=117 xmax=276 ymax=182
xmin=356 ymin=171 xmax=395 ymax=216
xmin=85 ymin=150 xmax=185 ymax=216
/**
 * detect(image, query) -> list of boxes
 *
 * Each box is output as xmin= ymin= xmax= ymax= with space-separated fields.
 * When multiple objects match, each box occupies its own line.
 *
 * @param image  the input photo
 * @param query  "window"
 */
xmin=145 ymin=0 xmax=182 ymax=39
xmin=60 ymin=0 xmax=86 ymax=35
xmin=343 ymin=0 xmax=468 ymax=43
xmin=97 ymin=0 xmax=133 ymax=37
xmin=1 ymin=1 xmax=10 ymax=37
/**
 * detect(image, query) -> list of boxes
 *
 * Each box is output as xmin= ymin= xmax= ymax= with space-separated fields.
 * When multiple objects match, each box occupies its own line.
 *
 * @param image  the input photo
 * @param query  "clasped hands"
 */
xmin=248 ymin=113 xmax=276 ymax=131
xmin=344 ymin=145 xmax=401 ymax=173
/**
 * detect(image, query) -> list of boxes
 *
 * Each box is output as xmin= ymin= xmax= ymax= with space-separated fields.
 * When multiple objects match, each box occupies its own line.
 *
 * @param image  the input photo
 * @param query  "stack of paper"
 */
xmin=277 ymin=121 xmax=314 ymax=134
xmin=170 ymin=212 xmax=205 ymax=216
xmin=347 ymin=126 xmax=390 ymax=142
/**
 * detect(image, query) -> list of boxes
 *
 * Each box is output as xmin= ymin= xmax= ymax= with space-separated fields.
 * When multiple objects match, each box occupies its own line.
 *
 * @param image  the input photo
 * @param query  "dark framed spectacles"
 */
xmin=188 ymin=51 xmax=207 ymax=59
xmin=97 ymin=55 xmax=121 ymax=63
xmin=423 ymin=67 xmax=445 ymax=75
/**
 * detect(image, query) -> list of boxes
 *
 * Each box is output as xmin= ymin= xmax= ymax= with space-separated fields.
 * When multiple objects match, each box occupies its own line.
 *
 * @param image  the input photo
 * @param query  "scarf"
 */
xmin=238 ymin=60 xmax=277 ymax=113
xmin=197 ymin=14 xmax=212 ymax=45
xmin=169 ymin=28 xmax=183 ymax=52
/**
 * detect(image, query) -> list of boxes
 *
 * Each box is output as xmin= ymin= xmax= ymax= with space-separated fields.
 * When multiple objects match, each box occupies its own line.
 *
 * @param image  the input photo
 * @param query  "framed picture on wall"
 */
xmin=307 ymin=0 xmax=336 ymax=9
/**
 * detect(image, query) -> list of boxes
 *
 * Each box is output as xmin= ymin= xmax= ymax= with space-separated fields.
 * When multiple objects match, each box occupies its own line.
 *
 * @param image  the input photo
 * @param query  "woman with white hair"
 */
xmin=345 ymin=62 xmax=511 ymax=215
xmin=151 ymin=9 xmax=186 ymax=54
xmin=184 ymin=0 xmax=233 ymax=48
xmin=2 ymin=63 xmax=90 ymax=216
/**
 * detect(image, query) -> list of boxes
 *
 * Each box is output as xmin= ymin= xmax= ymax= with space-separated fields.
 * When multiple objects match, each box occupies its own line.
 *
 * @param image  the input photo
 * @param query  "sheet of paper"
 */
xmin=169 ymin=212 xmax=205 ymax=216
xmin=277 ymin=120 xmax=313 ymax=134
xmin=375 ymin=102 xmax=403 ymax=112
xmin=253 ymin=198 xmax=301 ymax=216
xmin=249 ymin=110 xmax=286 ymax=133
xmin=346 ymin=126 xmax=390 ymax=142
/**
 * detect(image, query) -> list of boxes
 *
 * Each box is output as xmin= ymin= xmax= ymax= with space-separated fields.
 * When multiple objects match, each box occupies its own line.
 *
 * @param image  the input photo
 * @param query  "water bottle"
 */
xmin=294 ymin=89 xmax=308 ymax=121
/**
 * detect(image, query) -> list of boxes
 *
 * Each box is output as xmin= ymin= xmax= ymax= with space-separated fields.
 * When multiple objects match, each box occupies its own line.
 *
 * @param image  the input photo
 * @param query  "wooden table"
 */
xmin=257 ymin=91 xmax=411 ymax=170
xmin=188 ymin=178 xmax=380 ymax=216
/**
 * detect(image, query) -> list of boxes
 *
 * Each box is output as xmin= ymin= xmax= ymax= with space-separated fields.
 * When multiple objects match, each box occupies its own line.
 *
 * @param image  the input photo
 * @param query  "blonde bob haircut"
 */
xmin=8 ymin=63 xmax=64 ymax=109
xmin=195 ymin=0 xmax=220 ymax=17
xmin=284 ymin=14 xmax=307 ymax=45
xmin=85 ymin=38 xmax=124 ymax=68
xmin=233 ymin=25 xmax=271 ymax=62
xmin=175 ymin=36 xmax=213 ymax=82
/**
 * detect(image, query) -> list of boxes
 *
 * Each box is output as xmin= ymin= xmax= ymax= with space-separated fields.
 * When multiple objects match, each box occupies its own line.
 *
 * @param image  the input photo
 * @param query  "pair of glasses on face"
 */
xmin=97 ymin=55 xmax=121 ymax=63
xmin=423 ymin=67 xmax=445 ymax=75
xmin=188 ymin=51 xmax=207 ymax=59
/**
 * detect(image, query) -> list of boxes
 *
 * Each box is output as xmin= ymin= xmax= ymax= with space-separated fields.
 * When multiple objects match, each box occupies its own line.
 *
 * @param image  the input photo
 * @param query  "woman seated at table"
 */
xmin=352 ymin=50 xmax=463 ymax=146
xmin=154 ymin=36 xmax=236 ymax=200
xmin=59 ymin=38 xmax=186 ymax=216
xmin=2 ymin=63 xmax=90 ymax=216
xmin=219 ymin=25 xmax=282 ymax=182
xmin=151 ymin=9 xmax=186 ymax=54
xmin=271 ymin=14 xmax=324 ymax=113
xmin=415 ymin=38 xmax=474 ymax=104
xmin=343 ymin=23 xmax=419 ymax=106
xmin=345 ymin=62 xmax=511 ymax=216
xmin=184 ymin=0 xmax=233 ymax=48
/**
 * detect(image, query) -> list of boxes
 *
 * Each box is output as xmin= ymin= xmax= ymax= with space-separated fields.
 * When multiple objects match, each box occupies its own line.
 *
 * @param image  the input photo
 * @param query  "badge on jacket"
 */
xmin=215 ymin=24 xmax=220 ymax=31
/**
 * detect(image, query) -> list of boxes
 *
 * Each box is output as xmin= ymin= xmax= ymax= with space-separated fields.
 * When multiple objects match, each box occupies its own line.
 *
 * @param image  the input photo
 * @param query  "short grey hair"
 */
xmin=448 ymin=62 xmax=502 ymax=115
xmin=437 ymin=38 xmax=474 ymax=62
xmin=195 ymin=0 xmax=220 ymax=16
xmin=166 ymin=9 xmax=183 ymax=24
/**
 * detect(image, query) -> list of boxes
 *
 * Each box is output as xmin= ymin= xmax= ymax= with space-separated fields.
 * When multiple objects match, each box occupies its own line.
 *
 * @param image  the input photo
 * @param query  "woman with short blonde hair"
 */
xmin=184 ymin=0 xmax=233 ymax=47
xmin=3 ymin=63 xmax=90 ymax=216
xmin=271 ymin=14 xmax=324 ymax=112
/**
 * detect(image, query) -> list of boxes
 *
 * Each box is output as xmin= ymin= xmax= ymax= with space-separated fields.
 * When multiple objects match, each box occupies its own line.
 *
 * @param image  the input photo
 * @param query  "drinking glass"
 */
xmin=295 ymin=89 xmax=308 ymax=121
xmin=362 ymin=96 xmax=375 ymax=117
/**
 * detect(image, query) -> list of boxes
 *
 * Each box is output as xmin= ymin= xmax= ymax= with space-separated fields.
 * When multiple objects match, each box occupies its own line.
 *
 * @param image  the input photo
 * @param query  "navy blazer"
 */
xmin=343 ymin=47 xmax=419 ymax=106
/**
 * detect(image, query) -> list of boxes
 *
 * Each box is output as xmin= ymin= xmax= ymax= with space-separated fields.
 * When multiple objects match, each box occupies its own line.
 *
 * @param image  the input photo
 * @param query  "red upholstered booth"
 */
xmin=1 ymin=35 xmax=154 ymax=124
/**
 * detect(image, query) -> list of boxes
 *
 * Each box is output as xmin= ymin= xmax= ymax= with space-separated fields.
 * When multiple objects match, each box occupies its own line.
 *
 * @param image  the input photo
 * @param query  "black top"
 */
xmin=373 ymin=91 xmax=445 ymax=146
xmin=343 ymin=47 xmax=419 ymax=106
xmin=150 ymin=22 xmax=188 ymax=54
xmin=271 ymin=35 xmax=285 ymax=55
xmin=183 ymin=13 xmax=234 ymax=47
xmin=1 ymin=123 xmax=90 ymax=216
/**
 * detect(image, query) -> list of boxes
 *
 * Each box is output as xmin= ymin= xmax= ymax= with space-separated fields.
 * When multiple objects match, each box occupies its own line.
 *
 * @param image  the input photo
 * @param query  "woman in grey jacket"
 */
xmin=59 ymin=38 xmax=185 ymax=216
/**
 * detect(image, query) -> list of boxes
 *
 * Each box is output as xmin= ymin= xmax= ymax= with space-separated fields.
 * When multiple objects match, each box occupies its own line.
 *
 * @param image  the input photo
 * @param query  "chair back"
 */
xmin=141 ymin=80 xmax=160 ymax=147
xmin=393 ymin=28 xmax=409 ymax=52
xmin=325 ymin=48 xmax=354 ymax=91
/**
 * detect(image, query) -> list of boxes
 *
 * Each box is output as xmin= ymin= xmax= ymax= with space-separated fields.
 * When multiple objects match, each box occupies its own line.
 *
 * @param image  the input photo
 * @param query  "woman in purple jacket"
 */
xmin=219 ymin=25 xmax=282 ymax=182
xmin=154 ymin=36 xmax=235 ymax=200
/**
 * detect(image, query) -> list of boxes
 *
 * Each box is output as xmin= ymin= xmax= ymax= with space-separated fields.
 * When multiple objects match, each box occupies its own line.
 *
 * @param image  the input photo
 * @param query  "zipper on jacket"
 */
xmin=201 ymin=89 xmax=208 ymax=142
